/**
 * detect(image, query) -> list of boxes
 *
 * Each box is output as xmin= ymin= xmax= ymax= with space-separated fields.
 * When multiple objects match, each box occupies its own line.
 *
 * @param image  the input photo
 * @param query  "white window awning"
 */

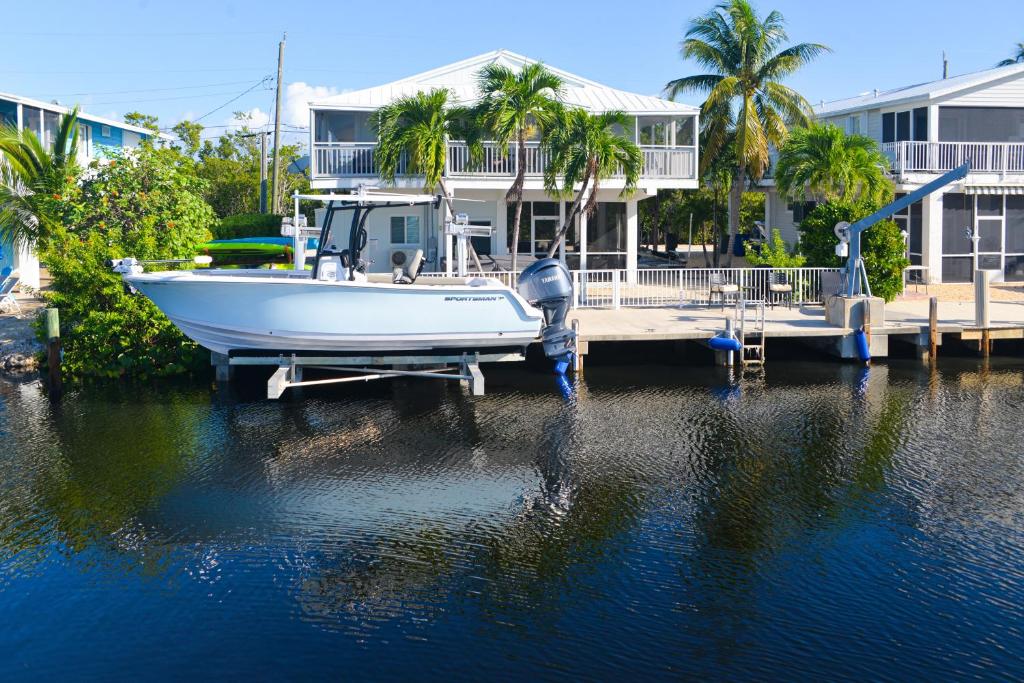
xmin=964 ymin=185 xmax=1024 ymax=195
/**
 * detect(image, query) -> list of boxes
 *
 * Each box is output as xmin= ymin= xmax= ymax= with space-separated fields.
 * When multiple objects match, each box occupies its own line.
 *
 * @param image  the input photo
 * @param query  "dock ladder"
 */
xmin=737 ymin=298 xmax=766 ymax=365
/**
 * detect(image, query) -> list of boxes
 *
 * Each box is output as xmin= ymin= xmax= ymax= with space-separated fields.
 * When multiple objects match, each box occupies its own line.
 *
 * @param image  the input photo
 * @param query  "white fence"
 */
xmin=421 ymin=267 xmax=843 ymax=309
xmin=310 ymin=141 xmax=696 ymax=180
xmin=884 ymin=141 xmax=1024 ymax=175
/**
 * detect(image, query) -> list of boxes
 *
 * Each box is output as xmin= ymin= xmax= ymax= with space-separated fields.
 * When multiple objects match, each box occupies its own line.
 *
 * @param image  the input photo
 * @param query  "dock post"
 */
xmin=571 ymin=320 xmax=584 ymax=373
xmin=929 ymin=297 xmax=938 ymax=361
xmin=211 ymin=351 xmax=233 ymax=383
xmin=975 ymin=270 xmax=993 ymax=356
xmin=714 ymin=317 xmax=735 ymax=367
xmin=43 ymin=308 xmax=62 ymax=398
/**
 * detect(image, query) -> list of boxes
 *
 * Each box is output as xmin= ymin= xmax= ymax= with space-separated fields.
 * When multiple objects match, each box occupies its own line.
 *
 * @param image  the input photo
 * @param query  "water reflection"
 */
xmin=2 ymin=359 xmax=1024 ymax=678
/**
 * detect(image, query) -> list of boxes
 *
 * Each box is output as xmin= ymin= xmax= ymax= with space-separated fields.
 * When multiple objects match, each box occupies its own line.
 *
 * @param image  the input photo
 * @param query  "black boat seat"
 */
xmin=393 ymin=249 xmax=424 ymax=284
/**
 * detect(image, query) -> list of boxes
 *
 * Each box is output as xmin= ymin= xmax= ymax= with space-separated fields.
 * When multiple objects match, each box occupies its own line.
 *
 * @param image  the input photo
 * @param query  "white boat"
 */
xmin=114 ymin=191 xmax=575 ymax=361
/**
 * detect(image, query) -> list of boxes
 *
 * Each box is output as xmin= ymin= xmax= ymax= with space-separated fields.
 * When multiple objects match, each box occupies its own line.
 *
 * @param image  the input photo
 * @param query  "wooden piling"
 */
xmin=929 ymin=297 xmax=938 ymax=360
xmin=43 ymin=308 xmax=62 ymax=398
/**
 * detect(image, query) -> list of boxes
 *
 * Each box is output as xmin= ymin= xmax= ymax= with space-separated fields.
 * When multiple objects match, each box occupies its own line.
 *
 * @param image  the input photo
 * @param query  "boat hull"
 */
xmin=126 ymin=271 xmax=544 ymax=356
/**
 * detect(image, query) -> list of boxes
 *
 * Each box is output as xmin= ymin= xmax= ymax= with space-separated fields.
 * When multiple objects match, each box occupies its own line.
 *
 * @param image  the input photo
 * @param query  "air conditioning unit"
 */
xmin=390 ymin=249 xmax=417 ymax=268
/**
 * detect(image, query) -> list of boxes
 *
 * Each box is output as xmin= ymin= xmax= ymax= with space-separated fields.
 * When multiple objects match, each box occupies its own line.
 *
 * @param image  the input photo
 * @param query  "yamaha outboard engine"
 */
xmin=516 ymin=258 xmax=576 ymax=364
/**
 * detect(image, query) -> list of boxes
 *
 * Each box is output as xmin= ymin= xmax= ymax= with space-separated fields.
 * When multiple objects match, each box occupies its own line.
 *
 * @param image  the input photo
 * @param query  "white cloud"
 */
xmin=285 ymin=82 xmax=343 ymax=127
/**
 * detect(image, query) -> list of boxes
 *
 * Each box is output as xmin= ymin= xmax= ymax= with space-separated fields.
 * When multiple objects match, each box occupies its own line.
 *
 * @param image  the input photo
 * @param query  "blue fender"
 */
xmin=854 ymin=329 xmax=871 ymax=362
xmin=708 ymin=335 xmax=742 ymax=353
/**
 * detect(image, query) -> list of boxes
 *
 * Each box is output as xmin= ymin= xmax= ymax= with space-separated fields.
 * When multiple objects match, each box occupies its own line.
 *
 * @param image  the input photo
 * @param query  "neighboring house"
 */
xmin=0 ymin=91 xmax=167 ymax=289
xmin=308 ymin=50 xmax=699 ymax=274
xmin=762 ymin=63 xmax=1024 ymax=283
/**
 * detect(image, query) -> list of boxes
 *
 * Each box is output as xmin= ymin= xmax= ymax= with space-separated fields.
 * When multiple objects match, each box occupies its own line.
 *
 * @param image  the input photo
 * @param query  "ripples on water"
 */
xmin=2 ymin=359 xmax=1024 ymax=679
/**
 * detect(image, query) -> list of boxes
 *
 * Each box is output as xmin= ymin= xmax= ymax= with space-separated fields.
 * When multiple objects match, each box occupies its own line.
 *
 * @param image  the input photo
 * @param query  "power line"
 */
xmin=87 ymin=88 xmax=270 ymax=106
xmin=194 ymin=77 xmax=274 ymax=123
xmin=44 ymin=79 xmax=264 ymax=98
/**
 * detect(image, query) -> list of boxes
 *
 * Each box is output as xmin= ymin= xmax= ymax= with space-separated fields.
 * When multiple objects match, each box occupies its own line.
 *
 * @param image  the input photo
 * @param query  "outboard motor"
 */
xmin=516 ymin=258 xmax=576 ymax=364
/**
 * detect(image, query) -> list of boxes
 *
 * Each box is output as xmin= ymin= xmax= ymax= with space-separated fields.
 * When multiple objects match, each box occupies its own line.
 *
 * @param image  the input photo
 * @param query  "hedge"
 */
xmin=210 ymin=213 xmax=285 ymax=240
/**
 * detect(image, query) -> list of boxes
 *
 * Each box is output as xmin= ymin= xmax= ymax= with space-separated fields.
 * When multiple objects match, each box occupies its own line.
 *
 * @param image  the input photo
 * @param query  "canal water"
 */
xmin=2 ymin=360 xmax=1024 ymax=680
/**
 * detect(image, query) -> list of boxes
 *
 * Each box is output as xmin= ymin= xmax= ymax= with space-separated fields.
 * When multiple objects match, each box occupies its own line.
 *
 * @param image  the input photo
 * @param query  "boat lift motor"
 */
xmin=840 ymin=162 xmax=971 ymax=297
xmin=516 ymin=258 xmax=577 ymax=364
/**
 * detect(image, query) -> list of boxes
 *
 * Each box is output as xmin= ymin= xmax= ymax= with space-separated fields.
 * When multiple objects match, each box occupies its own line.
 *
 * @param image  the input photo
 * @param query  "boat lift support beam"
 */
xmin=844 ymin=162 xmax=971 ymax=297
xmin=223 ymin=351 xmax=525 ymax=399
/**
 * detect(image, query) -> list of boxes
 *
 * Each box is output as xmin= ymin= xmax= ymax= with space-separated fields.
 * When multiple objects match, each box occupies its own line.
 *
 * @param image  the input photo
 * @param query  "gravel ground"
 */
xmin=898 ymin=282 xmax=1024 ymax=303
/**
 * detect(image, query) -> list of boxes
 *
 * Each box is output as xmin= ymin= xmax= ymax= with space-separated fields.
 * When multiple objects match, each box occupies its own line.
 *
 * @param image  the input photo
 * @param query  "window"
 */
xmin=389 ymin=215 xmax=420 ymax=244
xmin=43 ymin=110 xmax=59 ymax=150
xmin=101 ymin=125 xmax=112 ymax=138
xmin=939 ymin=107 xmax=1024 ymax=142
xmin=314 ymin=110 xmax=375 ymax=143
xmin=942 ymin=193 xmax=972 ymax=256
xmin=912 ymin=107 xmax=928 ymax=141
xmin=637 ymin=116 xmax=669 ymax=146
xmin=587 ymin=202 xmax=626 ymax=253
xmin=896 ymin=111 xmax=911 ymax=142
xmin=674 ymin=117 xmax=695 ymax=146
xmin=0 ymin=100 xmax=16 ymax=129
xmin=847 ymin=115 xmax=860 ymax=135
xmin=882 ymin=112 xmax=895 ymax=143
xmin=22 ymin=105 xmax=41 ymax=138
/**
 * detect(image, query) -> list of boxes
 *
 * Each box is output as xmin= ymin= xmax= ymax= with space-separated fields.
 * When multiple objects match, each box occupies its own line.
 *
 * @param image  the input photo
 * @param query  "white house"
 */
xmin=762 ymin=63 xmax=1024 ymax=284
xmin=0 ymin=91 xmax=168 ymax=288
xmin=307 ymin=50 xmax=699 ymax=275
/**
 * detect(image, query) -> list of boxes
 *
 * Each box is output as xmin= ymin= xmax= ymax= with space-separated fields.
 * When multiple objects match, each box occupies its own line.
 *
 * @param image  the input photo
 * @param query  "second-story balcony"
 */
xmin=884 ymin=141 xmax=1024 ymax=176
xmin=311 ymin=140 xmax=697 ymax=183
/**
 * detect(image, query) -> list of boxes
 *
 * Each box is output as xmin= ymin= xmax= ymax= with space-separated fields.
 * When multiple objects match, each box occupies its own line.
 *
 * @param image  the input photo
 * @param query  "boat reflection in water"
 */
xmin=2 ymin=358 xmax=1024 ymax=679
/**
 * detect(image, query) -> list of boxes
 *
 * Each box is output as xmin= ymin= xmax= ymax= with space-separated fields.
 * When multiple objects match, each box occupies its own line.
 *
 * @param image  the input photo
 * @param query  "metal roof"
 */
xmin=0 ymin=90 xmax=172 ymax=138
xmin=312 ymin=49 xmax=698 ymax=115
xmin=814 ymin=62 xmax=1024 ymax=117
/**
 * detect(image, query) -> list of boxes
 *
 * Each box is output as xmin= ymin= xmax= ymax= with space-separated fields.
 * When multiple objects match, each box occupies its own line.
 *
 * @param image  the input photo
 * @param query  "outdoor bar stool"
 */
xmin=768 ymin=271 xmax=793 ymax=309
xmin=708 ymin=273 xmax=739 ymax=309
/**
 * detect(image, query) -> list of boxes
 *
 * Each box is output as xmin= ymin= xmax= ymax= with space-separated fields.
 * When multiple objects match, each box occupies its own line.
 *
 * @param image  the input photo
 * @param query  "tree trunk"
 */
xmin=726 ymin=163 xmax=745 ymax=268
xmin=547 ymin=162 xmax=594 ymax=259
xmin=508 ymin=133 xmax=527 ymax=273
xmin=510 ymin=200 xmax=523 ymax=274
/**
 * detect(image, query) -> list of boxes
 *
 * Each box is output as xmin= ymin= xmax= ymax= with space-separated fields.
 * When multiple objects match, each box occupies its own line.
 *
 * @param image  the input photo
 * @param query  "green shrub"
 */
xmin=798 ymin=200 xmax=909 ymax=302
xmin=40 ymin=146 xmax=216 ymax=379
xmin=744 ymin=228 xmax=806 ymax=268
xmin=210 ymin=213 xmax=284 ymax=240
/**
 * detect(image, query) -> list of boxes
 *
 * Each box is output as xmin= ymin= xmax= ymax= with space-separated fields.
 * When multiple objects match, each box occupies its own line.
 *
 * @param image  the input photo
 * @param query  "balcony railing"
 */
xmin=884 ymin=141 xmax=1024 ymax=175
xmin=311 ymin=141 xmax=696 ymax=181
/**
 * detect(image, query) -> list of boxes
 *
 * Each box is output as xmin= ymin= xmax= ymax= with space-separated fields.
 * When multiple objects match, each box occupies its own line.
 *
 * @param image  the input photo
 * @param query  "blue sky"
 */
xmin=2 ymin=0 xmax=1021 ymax=144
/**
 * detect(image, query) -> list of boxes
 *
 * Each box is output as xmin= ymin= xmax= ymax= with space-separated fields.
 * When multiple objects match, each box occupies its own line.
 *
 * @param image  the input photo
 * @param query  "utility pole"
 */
xmin=270 ymin=32 xmax=286 ymax=214
xmin=241 ymin=131 xmax=270 ymax=213
xmin=260 ymin=131 xmax=268 ymax=213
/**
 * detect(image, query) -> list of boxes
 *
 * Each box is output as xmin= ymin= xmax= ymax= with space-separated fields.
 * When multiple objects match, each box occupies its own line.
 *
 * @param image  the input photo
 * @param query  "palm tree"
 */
xmin=374 ymin=89 xmax=483 ymax=269
xmin=542 ymin=108 xmax=643 ymax=258
xmin=476 ymin=62 xmax=563 ymax=273
xmin=774 ymin=122 xmax=891 ymax=204
xmin=665 ymin=0 xmax=829 ymax=265
xmin=997 ymin=42 xmax=1024 ymax=67
xmin=0 ymin=107 xmax=80 ymax=250
xmin=374 ymin=88 xmax=481 ymax=212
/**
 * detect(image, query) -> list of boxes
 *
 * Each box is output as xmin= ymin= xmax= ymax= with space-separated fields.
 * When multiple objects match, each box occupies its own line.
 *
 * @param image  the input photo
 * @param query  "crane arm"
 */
xmin=845 ymin=162 xmax=971 ymax=296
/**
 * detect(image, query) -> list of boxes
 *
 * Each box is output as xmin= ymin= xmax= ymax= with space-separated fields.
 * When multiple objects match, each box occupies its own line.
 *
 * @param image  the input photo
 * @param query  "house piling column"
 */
xmin=439 ymin=197 xmax=453 ymax=275
xmin=626 ymin=198 xmax=639 ymax=284
xmin=496 ymin=197 xmax=508 ymax=257
xmin=579 ymin=210 xmax=588 ymax=271
xmin=558 ymin=200 xmax=566 ymax=264
xmin=922 ymin=190 xmax=943 ymax=284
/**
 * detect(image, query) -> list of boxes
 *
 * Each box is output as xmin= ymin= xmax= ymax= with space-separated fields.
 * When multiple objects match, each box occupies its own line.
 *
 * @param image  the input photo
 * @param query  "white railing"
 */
xmin=420 ymin=267 xmax=843 ymax=309
xmin=311 ymin=141 xmax=696 ymax=180
xmin=884 ymin=141 xmax=1024 ymax=175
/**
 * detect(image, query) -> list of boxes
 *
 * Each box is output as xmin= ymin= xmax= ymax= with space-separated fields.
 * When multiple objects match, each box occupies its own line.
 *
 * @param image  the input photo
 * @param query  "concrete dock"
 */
xmin=568 ymin=296 xmax=1024 ymax=361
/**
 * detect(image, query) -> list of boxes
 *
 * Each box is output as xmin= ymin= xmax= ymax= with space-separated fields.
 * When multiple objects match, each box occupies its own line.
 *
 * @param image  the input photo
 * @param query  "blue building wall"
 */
xmin=89 ymin=120 xmax=124 ymax=156
xmin=0 ymin=236 xmax=15 ymax=276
